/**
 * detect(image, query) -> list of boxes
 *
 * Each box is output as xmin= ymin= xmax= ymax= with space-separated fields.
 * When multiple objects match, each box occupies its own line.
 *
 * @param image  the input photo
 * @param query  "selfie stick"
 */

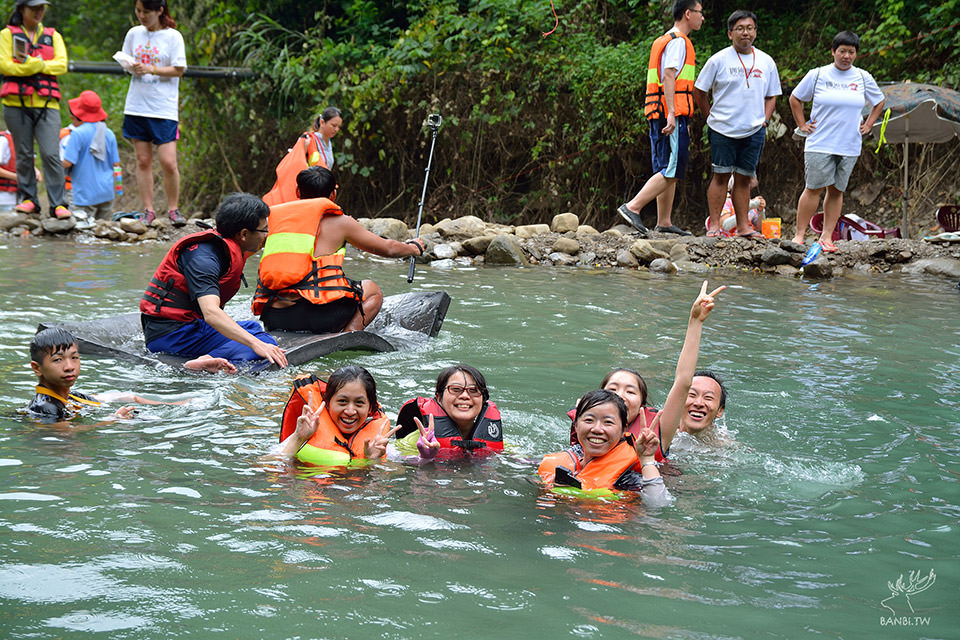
xmin=408 ymin=114 xmax=442 ymax=283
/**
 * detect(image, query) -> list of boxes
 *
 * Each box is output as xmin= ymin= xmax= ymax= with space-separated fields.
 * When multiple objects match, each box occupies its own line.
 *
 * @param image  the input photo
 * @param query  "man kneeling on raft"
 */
xmin=140 ymin=193 xmax=287 ymax=368
xmin=253 ymin=166 xmax=425 ymax=334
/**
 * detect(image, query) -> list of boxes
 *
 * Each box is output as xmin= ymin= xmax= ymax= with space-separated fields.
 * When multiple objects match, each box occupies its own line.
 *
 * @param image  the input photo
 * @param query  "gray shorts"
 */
xmin=804 ymin=152 xmax=858 ymax=191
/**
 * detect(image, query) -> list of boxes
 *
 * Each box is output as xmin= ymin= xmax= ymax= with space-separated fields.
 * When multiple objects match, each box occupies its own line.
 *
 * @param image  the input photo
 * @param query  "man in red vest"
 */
xmin=616 ymin=0 xmax=704 ymax=237
xmin=140 ymin=193 xmax=287 ymax=368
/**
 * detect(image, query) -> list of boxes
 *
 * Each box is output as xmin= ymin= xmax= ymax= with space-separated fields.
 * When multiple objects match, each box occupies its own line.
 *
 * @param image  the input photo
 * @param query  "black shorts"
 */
xmin=261 ymin=296 xmax=360 ymax=334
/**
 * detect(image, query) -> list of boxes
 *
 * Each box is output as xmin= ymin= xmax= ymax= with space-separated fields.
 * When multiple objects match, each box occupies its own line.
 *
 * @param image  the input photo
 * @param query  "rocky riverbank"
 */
xmin=4 ymin=209 xmax=960 ymax=282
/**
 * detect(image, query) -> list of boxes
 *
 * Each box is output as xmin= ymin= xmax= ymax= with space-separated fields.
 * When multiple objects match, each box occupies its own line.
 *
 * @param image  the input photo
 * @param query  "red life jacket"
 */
xmin=279 ymin=374 xmax=389 ymax=465
xmin=139 ymin=230 xmax=246 ymax=323
xmin=0 ymin=130 xmax=16 ymax=192
xmin=538 ymin=438 xmax=639 ymax=491
xmin=1 ymin=26 xmax=61 ymax=103
xmin=396 ymin=396 xmax=504 ymax=459
xmin=568 ymin=405 xmax=668 ymax=463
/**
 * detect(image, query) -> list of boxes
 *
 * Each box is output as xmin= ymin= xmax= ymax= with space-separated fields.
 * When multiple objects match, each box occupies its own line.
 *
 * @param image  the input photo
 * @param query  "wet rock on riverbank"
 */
xmin=4 ymin=209 xmax=960 ymax=282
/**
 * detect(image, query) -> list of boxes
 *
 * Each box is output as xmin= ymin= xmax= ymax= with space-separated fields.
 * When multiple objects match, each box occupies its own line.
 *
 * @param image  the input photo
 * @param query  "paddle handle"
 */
xmin=407 ymin=256 xmax=416 ymax=283
xmin=407 ymin=115 xmax=441 ymax=284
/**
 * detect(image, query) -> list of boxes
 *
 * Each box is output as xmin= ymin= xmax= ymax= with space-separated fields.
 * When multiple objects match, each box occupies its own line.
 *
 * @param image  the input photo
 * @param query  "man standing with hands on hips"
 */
xmin=616 ymin=0 xmax=704 ymax=237
xmin=694 ymin=10 xmax=781 ymax=238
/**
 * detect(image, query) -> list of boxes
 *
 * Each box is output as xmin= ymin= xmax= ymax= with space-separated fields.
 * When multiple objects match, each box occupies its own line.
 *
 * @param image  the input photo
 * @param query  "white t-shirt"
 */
xmin=122 ymin=25 xmax=187 ymax=121
xmin=659 ymin=27 xmax=688 ymax=77
xmin=0 ymin=134 xmax=15 ymax=207
xmin=695 ymin=46 xmax=781 ymax=138
xmin=791 ymin=64 xmax=884 ymax=156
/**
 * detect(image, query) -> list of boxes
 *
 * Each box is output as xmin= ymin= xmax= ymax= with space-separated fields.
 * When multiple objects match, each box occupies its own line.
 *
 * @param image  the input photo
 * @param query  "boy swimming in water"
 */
xmin=26 ymin=327 xmax=233 ymax=423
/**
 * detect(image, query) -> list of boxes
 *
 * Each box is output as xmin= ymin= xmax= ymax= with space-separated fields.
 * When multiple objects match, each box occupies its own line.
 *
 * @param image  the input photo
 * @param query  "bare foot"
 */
xmin=184 ymin=355 xmax=238 ymax=374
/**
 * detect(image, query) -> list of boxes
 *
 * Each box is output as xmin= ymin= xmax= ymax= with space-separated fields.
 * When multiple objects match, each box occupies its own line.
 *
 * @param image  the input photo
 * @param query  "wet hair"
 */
xmin=296 ymin=166 xmax=338 ymax=199
xmin=600 ymin=368 xmax=648 ymax=406
xmin=694 ymin=370 xmax=727 ymax=409
xmin=673 ymin=0 xmax=700 ymax=21
xmin=434 ymin=364 xmax=490 ymax=402
xmin=215 ymin=192 xmax=269 ymax=239
xmin=30 ymin=328 xmax=77 ymax=363
xmin=832 ymin=30 xmax=860 ymax=52
xmin=323 ymin=365 xmax=378 ymax=408
xmin=137 ymin=0 xmax=177 ymax=29
xmin=574 ymin=389 xmax=628 ymax=432
xmin=727 ymin=9 xmax=757 ymax=31
xmin=312 ymin=106 xmax=343 ymax=131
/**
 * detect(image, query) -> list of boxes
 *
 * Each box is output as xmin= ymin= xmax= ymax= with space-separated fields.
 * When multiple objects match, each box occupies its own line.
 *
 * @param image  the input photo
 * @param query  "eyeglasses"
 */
xmin=689 ymin=8 xmax=704 ymax=15
xmin=253 ymin=227 xmax=269 ymax=234
xmin=445 ymin=385 xmax=482 ymax=397
xmin=732 ymin=25 xmax=756 ymax=33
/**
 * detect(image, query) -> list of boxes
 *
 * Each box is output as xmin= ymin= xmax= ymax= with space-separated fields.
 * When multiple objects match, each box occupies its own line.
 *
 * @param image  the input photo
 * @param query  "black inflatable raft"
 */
xmin=38 ymin=291 xmax=451 ymax=372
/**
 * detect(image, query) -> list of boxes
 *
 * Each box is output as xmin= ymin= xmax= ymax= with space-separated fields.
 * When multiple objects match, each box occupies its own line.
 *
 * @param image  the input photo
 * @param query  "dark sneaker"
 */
xmin=654 ymin=225 xmax=692 ymax=236
xmin=168 ymin=209 xmax=187 ymax=226
xmin=143 ymin=209 xmax=156 ymax=224
xmin=617 ymin=204 xmax=649 ymax=236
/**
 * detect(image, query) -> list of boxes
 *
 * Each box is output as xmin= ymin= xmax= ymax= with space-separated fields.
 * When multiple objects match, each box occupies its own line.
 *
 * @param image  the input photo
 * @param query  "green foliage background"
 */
xmin=25 ymin=0 xmax=960 ymax=227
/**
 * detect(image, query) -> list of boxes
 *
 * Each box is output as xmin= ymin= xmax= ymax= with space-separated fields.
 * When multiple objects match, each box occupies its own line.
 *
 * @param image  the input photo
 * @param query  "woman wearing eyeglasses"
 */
xmin=394 ymin=364 xmax=503 ymax=461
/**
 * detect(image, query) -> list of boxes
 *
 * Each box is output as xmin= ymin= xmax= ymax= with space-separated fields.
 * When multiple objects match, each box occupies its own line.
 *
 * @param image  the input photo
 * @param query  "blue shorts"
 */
xmin=708 ymin=127 xmax=765 ymax=176
xmin=122 ymin=115 xmax=180 ymax=145
xmin=648 ymin=116 xmax=689 ymax=180
xmin=145 ymin=318 xmax=278 ymax=362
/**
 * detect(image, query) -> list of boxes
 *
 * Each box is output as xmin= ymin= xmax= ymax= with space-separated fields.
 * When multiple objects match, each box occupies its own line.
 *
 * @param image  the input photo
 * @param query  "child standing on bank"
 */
xmin=61 ymin=90 xmax=120 ymax=227
xmin=26 ymin=327 xmax=235 ymax=424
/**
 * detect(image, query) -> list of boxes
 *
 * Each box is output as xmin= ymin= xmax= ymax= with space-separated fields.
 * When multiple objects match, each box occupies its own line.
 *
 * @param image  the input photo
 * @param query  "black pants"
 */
xmin=261 ymin=297 xmax=360 ymax=334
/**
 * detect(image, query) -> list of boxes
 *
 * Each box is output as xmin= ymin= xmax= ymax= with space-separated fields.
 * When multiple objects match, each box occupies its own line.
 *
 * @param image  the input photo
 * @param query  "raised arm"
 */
xmin=338 ymin=216 xmax=424 ymax=258
xmin=656 ymin=281 xmax=725 ymax=452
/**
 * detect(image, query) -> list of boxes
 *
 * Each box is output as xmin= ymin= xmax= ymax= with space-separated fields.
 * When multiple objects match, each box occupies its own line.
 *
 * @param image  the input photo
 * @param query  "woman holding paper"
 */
xmin=121 ymin=0 xmax=187 ymax=226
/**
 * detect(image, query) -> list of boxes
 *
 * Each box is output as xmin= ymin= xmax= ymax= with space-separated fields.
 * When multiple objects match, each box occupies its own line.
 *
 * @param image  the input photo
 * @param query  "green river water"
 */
xmin=0 ymin=237 xmax=957 ymax=639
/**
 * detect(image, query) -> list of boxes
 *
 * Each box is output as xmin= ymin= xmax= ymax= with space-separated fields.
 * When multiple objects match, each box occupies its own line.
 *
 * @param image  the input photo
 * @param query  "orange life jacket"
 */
xmin=279 ymin=374 xmax=389 ymax=465
xmin=0 ymin=130 xmax=16 ymax=192
xmin=643 ymin=30 xmax=696 ymax=120
xmin=140 ymin=230 xmax=246 ymax=323
xmin=251 ymin=198 xmax=362 ymax=316
xmin=1 ymin=26 xmax=61 ymax=104
xmin=538 ymin=438 xmax=639 ymax=491
xmin=262 ymin=132 xmax=326 ymax=207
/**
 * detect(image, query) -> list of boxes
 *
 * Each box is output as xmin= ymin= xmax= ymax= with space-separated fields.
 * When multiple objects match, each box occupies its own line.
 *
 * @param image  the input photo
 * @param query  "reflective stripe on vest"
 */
xmin=643 ymin=31 xmax=696 ymax=120
xmin=1 ymin=26 xmax=61 ymax=103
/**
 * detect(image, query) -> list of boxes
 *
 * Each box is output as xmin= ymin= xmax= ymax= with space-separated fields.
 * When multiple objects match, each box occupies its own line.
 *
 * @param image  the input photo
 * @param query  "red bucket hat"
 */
xmin=68 ymin=90 xmax=108 ymax=123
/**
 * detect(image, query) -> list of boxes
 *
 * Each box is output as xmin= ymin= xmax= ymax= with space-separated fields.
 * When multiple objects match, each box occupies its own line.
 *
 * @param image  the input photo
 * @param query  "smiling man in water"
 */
xmin=679 ymin=370 xmax=726 ymax=436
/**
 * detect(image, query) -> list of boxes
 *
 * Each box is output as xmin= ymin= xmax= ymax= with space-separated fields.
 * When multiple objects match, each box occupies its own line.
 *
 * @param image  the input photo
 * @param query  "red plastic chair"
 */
xmin=810 ymin=213 xmax=901 ymax=240
xmin=809 ymin=213 xmax=848 ymax=241
xmin=937 ymin=205 xmax=960 ymax=232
